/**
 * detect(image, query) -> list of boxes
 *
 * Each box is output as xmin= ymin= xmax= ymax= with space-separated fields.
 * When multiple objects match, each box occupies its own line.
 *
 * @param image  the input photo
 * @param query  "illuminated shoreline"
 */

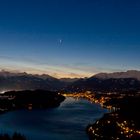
xmin=62 ymin=92 xmax=140 ymax=139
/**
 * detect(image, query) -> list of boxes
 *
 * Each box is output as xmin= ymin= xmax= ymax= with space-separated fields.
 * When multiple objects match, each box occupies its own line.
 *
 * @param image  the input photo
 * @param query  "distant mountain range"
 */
xmin=0 ymin=70 xmax=75 ymax=92
xmin=66 ymin=70 xmax=140 ymax=92
xmin=0 ymin=70 xmax=140 ymax=92
xmin=93 ymin=70 xmax=140 ymax=80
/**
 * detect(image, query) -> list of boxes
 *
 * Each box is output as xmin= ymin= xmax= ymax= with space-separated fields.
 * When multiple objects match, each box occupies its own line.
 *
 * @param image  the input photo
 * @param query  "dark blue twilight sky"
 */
xmin=0 ymin=0 xmax=140 ymax=78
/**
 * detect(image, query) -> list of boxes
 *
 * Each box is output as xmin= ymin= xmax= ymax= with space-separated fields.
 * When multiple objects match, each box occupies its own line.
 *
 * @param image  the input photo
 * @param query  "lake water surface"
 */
xmin=0 ymin=97 xmax=108 ymax=140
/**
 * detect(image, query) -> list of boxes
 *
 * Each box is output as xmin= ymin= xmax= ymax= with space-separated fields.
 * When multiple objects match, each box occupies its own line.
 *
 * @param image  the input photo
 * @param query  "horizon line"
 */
xmin=0 ymin=69 xmax=140 ymax=79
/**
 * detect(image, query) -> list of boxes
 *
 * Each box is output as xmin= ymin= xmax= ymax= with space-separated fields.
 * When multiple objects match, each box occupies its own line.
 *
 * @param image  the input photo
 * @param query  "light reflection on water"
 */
xmin=0 ymin=97 xmax=108 ymax=140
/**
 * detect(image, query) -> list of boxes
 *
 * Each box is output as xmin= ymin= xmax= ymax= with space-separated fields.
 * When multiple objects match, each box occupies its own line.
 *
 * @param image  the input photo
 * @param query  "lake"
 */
xmin=0 ymin=97 xmax=108 ymax=140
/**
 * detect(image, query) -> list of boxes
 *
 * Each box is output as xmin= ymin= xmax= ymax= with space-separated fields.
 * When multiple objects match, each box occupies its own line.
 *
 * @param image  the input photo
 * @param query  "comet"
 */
xmin=59 ymin=39 xmax=62 ymax=44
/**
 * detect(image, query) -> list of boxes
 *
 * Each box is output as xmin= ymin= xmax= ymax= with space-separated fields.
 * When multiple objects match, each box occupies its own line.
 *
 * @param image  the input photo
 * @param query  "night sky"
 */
xmin=0 ymin=0 xmax=140 ymax=78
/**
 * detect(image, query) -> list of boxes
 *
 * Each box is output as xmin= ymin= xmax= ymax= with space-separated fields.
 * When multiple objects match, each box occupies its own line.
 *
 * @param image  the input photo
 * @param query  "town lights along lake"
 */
xmin=0 ymin=97 xmax=108 ymax=140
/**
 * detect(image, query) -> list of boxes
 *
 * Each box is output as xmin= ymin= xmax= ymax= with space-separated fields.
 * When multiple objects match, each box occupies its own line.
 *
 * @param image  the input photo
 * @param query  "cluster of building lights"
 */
xmin=117 ymin=121 xmax=140 ymax=138
xmin=88 ymin=119 xmax=140 ymax=139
